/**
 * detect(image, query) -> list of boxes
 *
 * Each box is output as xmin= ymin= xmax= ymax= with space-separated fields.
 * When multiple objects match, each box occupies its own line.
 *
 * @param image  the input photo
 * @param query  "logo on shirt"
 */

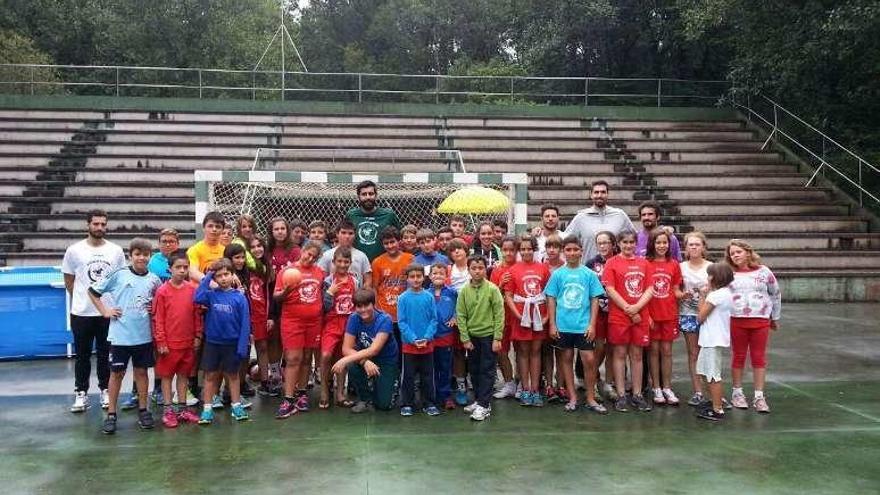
xmin=653 ymin=273 xmax=672 ymax=299
xmin=357 ymin=221 xmax=379 ymax=245
xmin=87 ymin=259 xmax=112 ymax=283
xmin=298 ymin=278 xmax=320 ymax=303
xmin=335 ymin=293 xmax=354 ymax=314
xmin=623 ymin=270 xmax=645 ymax=298
xmin=561 ymin=282 xmax=585 ymax=310
xmin=522 ymin=274 xmax=543 ymax=297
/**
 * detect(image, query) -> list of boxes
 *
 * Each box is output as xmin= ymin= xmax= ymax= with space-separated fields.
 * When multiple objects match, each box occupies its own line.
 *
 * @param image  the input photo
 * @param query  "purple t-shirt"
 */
xmin=636 ymin=228 xmax=682 ymax=261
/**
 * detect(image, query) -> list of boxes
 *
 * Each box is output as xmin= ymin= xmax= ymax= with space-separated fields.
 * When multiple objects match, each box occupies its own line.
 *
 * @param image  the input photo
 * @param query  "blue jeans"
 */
xmin=433 ymin=345 xmax=453 ymax=403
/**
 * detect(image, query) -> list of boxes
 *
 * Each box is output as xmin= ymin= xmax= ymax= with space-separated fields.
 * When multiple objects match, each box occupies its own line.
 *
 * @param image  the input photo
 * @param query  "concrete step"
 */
xmin=47 ymin=198 xmax=192 ymax=215
xmin=0 ymin=110 xmax=106 ymax=120
xmin=64 ymin=182 xmax=195 ymax=198
xmin=530 ymin=173 xmax=805 ymax=188
xmin=528 ymin=185 xmax=831 ymax=202
xmin=0 ymin=213 xmax=192 ymax=233
xmin=0 ymin=169 xmax=39 ymax=181
xmin=469 ymin=162 xmax=798 ymax=174
xmin=460 ymin=149 xmax=780 ymax=162
xmin=685 ymin=216 xmax=868 ymax=233
xmin=446 ymin=118 xmax=745 ymax=131
xmin=0 ymin=156 xmax=50 ymax=167
xmin=705 ymin=250 xmax=880 ymax=270
xmin=3 ymin=231 xmax=198 ymax=252
xmin=454 ymin=138 xmax=761 ymax=151
xmin=526 ymin=202 xmax=851 ymax=217
xmin=699 ymin=233 xmax=880 ymax=251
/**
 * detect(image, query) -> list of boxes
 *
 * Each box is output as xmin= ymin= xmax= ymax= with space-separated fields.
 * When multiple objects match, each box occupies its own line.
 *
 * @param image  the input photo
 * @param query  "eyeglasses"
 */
xmin=160 ymin=239 xmax=179 ymax=245
xmin=596 ymin=241 xmax=612 ymax=245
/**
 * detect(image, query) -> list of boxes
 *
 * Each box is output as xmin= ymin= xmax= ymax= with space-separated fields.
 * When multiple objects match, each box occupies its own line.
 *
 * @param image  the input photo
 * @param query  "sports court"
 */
xmin=2 ymin=302 xmax=877 ymax=494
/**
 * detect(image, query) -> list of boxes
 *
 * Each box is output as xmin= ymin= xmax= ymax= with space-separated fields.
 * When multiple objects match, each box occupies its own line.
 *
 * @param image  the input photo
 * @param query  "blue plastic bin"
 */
xmin=0 ymin=266 xmax=71 ymax=360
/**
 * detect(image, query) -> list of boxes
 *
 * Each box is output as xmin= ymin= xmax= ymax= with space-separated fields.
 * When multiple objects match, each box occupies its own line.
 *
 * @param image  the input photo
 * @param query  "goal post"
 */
xmin=193 ymin=170 xmax=529 ymax=239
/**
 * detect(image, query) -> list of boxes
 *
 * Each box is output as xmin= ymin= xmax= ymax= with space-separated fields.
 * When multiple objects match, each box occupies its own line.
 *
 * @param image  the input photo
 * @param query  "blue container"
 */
xmin=0 ymin=266 xmax=71 ymax=360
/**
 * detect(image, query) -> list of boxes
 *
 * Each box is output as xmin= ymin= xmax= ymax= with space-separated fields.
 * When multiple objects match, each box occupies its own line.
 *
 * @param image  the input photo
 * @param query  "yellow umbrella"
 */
xmin=437 ymin=186 xmax=510 ymax=214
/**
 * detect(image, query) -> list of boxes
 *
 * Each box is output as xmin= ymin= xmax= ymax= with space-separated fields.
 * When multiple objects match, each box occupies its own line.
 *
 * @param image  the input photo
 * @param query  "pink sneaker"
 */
xmin=295 ymin=394 xmax=310 ymax=412
xmin=177 ymin=409 xmax=200 ymax=424
xmin=162 ymin=409 xmax=179 ymax=428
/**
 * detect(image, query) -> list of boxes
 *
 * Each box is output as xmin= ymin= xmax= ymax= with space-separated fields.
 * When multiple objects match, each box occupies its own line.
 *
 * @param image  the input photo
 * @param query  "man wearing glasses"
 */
xmin=148 ymin=229 xmax=182 ymax=281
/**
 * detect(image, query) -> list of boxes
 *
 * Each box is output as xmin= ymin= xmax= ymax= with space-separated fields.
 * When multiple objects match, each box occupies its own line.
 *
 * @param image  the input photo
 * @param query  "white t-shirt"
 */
xmin=318 ymin=246 xmax=372 ymax=286
xmin=448 ymin=264 xmax=471 ymax=292
xmin=679 ymin=261 xmax=710 ymax=316
xmin=61 ymin=239 xmax=126 ymax=316
xmin=699 ymin=287 xmax=733 ymax=348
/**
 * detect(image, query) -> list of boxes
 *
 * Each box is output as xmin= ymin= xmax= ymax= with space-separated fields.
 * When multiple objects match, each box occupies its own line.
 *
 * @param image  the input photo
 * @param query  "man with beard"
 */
xmin=346 ymin=180 xmax=402 ymax=262
xmin=563 ymin=180 xmax=636 ymax=264
xmin=533 ymin=204 xmax=562 ymax=262
xmin=62 ymin=209 xmax=126 ymax=413
xmin=635 ymin=201 xmax=682 ymax=261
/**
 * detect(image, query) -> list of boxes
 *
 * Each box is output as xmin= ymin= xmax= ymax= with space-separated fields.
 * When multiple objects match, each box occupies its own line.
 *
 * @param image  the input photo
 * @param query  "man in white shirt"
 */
xmin=533 ymin=204 xmax=562 ymax=262
xmin=563 ymin=180 xmax=637 ymax=263
xmin=61 ymin=210 xmax=126 ymax=413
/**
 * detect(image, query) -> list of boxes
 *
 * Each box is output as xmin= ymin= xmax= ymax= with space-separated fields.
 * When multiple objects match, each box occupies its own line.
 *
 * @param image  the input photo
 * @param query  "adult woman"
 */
xmin=725 ymin=239 xmax=781 ymax=413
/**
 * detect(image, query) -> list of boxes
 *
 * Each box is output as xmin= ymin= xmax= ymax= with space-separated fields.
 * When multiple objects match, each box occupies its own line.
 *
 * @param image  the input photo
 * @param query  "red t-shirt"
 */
xmin=647 ymin=258 xmax=682 ymax=322
xmin=248 ymin=275 xmax=268 ymax=327
xmin=503 ymin=261 xmax=550 ymax=322
xmin=601 ymin=254 xmax=652 ymax=326
xmin=327 ymin=273 xmax=357 ymax=316
xmin=152 ymin=281 xmax=203 ymax=350
xmin=275 ymin=264 xmax=325 ymax=320
xmin=271 ymin=245 xmax=301 ymax=273
xmin=490 ymin=263 xmax=517 ymax=330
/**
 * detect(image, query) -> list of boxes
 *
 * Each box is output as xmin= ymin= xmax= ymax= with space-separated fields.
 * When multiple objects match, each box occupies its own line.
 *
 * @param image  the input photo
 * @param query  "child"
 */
xmin=646 ymin=228 xmax=684 ymax=406
xmin=586 ymin=231 xmax=617 ymax=400
xmin=436 ymin=227 xmax=454 ymax=255
xmin=290 ymin=219 xmax=308 ymax=247
xmin=543 ymin=234 xmax=564 ymax=271
xmin=372 ymin=226 xmax=415 ymax=336
xmin=489 ymin=236 xmax=517 ymax=400
xmin=492 ymin=219 xmax=508 ymax=246
xmin=151 ymin=251 xmax=203 ymax=428
xmin=449 ymin=215 xmax=473 ymax=245
xmin=224 ymin=243 xmax=256 ymax=405
xmin=401 ymin=224 xmax=420 ymax=255
xmin=194 ymin=259 xmax=252 ymax=424
xmin=696 ymin=262 xmax=735 ymax=421
xmin=679 ymin=232 xmax=712 ymax=406
xmin=331 ymin=288 xmax=400 ymax=412
xmin=274 ymin=241 xmax=325 ymax=418
xmin=318 ymin=219 xmax=373 ymax=288
xmin=147 ymin=228 xmax=180 ymax=281
xmin=248 ymin=236 xmax=276 ymax=397
xmin=504 ymin=234 xmax=550 ymax=407
xmin=602 ymin=231 xmax=654 ymax=413
xmin=267 ymin=217 xmax=301 ymax=273
xmin=457 ymin=255 xmax=505 ymax=421
xmin=89 ymin=238 xmax=162 ymax=434
xmin=541 ymin=234 xmax=564 ymax=403
xmin=320 ymin=247 xmax=360 ymax=408
xmin=545 ymin=236 xmax=607 ymax=413
xmin=470 ymin=221 xmax=501 ymax=273
xmin=187 ymin=211 xmax=227 ymax=282
xmin=446 ymin=238 xmax=471 ymax=405
xmin=309 ymin=220 xmax=332 ymax=252
xmin=430 ymin=263 xmax=458 ymax=410
xmin=397 ymin=264 xmax=440 ymax=416
xmin=220 ymin=224 xmax=233 ymax=246
xmin=414 ymin=228 xmax=450 ymax=274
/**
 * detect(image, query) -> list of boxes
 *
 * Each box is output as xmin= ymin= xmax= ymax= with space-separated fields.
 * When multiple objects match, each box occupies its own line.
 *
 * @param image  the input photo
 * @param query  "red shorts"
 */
xmin=155 ymin=348 xmax=196 ymax=378
xmin=251 ymin=317 xmax=269 ymax=342
xmin=608 ymin=321 xmax=650 ymax=347
xmin=321 ymin=314 xmax=350 ymax=355
xmin=281 ymin=316 xmax=322 ymax=350
xmin=511 ymin=324 xmax=547 ymax=342
xmin=650 ymin=320 xmax=679 ymax=342
xmin=500 ymin=323 xmax=512 ymax=353
xmin=595 ymin=312 xmax=609 ymax=340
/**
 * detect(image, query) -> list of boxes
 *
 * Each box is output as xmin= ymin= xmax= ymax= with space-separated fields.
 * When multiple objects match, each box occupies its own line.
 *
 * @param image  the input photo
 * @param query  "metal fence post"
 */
xmin=859 ymin=159 xmax=864 ymax=206
xmin=115 ymin=67 xmax=120 ymax=96
xmin=30 ymin=66 xmax=35 ymax=95
xmin=435 ymin=76 xmax=440 ymax=104
xmin=510 ymin=77 xmax=514 ymax=104
xmin=584 ymin=78 xmax=589 ymax=106
xmin=358 ymin=73 xmax=363 ymax=103
xmin=657 ymin=79 xmax=662 ymax=107
xmin=198 ymin=69 xmax=203 ymax=99
xmin=252 ymin=71 xmax=256 ymax=100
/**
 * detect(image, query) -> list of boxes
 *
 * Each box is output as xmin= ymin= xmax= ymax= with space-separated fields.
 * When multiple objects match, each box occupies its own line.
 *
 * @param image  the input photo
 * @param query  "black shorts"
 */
xmin=109 ymin=343 xmax=155 ymax=372
xmin=553 ymin=333 xmax=596 ymax=351
xmin=200 ymin=342 xmax=241 ymax=374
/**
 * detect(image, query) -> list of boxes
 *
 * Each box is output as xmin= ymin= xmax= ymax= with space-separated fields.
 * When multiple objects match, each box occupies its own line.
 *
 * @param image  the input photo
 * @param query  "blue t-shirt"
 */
xmin=543 ymin=265 xmax=606 ymax=334
xmin=345 ymin=309 xmax=399 ymax=361
xmin=89 ymin=267 xmax=162 ymax=345
xmin=147 ymin=252 xmax=171 ymax=281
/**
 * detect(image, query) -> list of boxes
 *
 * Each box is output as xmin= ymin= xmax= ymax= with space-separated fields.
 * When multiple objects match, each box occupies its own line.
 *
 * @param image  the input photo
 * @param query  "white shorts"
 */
xmin=696 ymin=346 xmax=725 ymax=383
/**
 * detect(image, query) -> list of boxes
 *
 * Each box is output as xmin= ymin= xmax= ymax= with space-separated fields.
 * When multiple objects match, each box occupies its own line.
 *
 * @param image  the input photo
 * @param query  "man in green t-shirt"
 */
xmin=346 ymin=180 xmax=402 ymax=261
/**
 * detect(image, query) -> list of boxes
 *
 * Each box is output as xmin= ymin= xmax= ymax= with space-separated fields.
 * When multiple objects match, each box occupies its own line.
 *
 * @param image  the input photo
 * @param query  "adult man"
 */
xmin=62 ymin=209 xmax=126 ymax=413
xmin=533 ymin=204 xmax=562 ymax=262
xmin=346 ymin=180 xmax=402 ymax=262
xmin=563 ymin=180 xmax=637 ymax=263
xmin=635 ymin=201 xmax=682 ymax=261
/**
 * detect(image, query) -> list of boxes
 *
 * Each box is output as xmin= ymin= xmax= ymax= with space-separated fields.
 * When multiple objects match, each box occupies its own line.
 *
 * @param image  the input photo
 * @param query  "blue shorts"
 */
xmin=200 ymin=342 xmax=241 ymax=374
xmin=679 ymin=315 xmax=700 ymax=334
xmin=552 ymin=332 xmax=596 ymax=351
xmin=109 ymin=343 xmax=155 ymax=372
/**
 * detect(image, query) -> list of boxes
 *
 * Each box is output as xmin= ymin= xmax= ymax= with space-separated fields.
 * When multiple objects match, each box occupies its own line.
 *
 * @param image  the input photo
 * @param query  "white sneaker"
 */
xmin=70 ymin=391 xmax=89 ymax=413
xmin=470 ymin=405 xmax=491 ymax=421
xmin=493 ymin=381 xmax=517 ymax=399
xmin=100 ymin=389 xmax=110 ymax=410
xmin=464 ymin=402 xmax=479 ymax=413
xmin=186 ymin=390 xmax=200 ymax=406
xmin=662 ymin=388 xmax=680 ymax=406
xmin=514 ymin=382 xmax=523 ymax=399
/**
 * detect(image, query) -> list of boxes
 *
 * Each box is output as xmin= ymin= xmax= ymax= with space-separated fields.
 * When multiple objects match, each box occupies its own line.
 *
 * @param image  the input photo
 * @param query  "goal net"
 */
xmin=194 ymin=170 xmax=529 ymax=239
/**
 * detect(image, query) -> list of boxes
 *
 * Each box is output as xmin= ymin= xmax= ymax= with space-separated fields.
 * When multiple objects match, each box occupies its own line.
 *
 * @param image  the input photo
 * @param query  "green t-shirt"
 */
xmin=346 ymin=206 xmax=402 ymax=261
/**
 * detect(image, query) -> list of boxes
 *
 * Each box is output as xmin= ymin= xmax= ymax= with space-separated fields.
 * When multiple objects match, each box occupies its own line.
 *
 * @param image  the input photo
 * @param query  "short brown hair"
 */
xmin=129 ymin=237 xmax=152 ymax=254
xmin=544 ymin=234 xmax=562 ymax=249
xmin=210 ymin=258 xmax=234 ymax=274
xmin=416 ymin=228 xmax=436 ymax=242
xmin=159 ymin=228 xmax=179 ymax=240
xmin=353 ymin=287 xmax=376 ymax=306
xmin=707 ymin=262 xmax=734 ymax=289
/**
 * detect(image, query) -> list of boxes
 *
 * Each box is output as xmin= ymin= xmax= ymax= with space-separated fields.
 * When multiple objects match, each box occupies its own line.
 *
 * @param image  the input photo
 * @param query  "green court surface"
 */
xmin=1 ymin=303 xmax=878 ymax=494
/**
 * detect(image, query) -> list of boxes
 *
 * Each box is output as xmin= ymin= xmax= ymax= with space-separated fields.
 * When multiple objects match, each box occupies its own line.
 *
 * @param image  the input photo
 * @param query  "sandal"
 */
xmin=563 ymin=401 xmax=578 ymax=412
xmin=585 ymin=402 xmax=609 ymax=415
xmin=336 ymin=398 xmax=354 ymax=408
xmin=318 ymin=400 xmax=330 ymax=410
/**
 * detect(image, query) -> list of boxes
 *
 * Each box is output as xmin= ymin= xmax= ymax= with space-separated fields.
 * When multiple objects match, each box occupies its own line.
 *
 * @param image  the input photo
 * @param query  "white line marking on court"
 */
xmin=773 ymin=379 xmax=880 ymax=423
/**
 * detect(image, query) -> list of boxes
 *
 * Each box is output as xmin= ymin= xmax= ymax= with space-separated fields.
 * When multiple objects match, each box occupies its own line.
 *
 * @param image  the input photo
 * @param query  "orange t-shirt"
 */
xmin=371 ymin=252 xmax=414 ymax=321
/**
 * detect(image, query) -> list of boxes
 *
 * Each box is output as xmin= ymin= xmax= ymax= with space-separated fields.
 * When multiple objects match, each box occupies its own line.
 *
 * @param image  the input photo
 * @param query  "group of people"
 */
xmin=61 ymin=179 xmax=781 ymax=433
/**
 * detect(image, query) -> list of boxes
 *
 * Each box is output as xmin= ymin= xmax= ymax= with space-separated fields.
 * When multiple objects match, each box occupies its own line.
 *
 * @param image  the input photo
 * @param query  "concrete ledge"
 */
xmin=778 ymin=274 xmax=880 ymax=302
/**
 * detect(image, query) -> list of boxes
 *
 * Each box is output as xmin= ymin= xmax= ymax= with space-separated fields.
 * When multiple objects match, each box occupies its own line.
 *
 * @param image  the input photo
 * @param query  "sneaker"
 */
xmin=662 ymin=388 xmax=680 ymax=406
xmin=137 ymin=410 xmax=155 ymax=429
xmin=721 ymin=397 xmax=733 ymax=410
xmin=150 ymin=390 xmax=163 ymax=406
xmin=753 ymin=396 xmax=770 ymax=414
xmin=120 ymin=394 xmax=139 ymax=411
xmin=470 ymin=404 xmax=491 ymax=421
xmin=585 ymin=402 xmax=610 ymax=415
xmin=257 ymin=383 xmax=277 ymax=397
xmin=100 ymin=389 xmax=110 ymax=410
xmin=239 ymin=397 xmax=253 ymax=410
xmin=198 ymin=409 xmax=214 ymax=425
xmin=454 ymin=389 xmax=469 ymax=406
xmin=294 ymin=394 xmax=310 ymax=412
xmin=544 ymin=386 xmax=560 ymax=403
xmin=101 ymin=415 xmax=117 ymax=434
xmin=211 ymin=395 xmax=224 ymax=410
xmin=276 ymin=399 xmax=297 ymax=419
xmin=463 ymin=402 xmax=479 ymax=413
xmin=731 ymin=390 xmax=749 ymax=409
xmin=400 ymin=406 xmax=414 ymax=417
xmin=493 ymin=381 xmax=517 ymax=399
xmin=697 ymin=406 xmax=725 ymax=422
xmin=70 ymin=391 xmax=90 ymax=413
xmin=531 ymin=393 xmax=544 ymax=407
xmin=240 ymin=382 xmax=256 ymax=398
xmin=614 ymin=395 xmax=629 ymax=413
xmin=162 ymin=409 xmax=179 ymax=428
xmin=231 ymin=404 xmax=250 ymax=421
xmin=424 ymin=406 xmax=441 ymax=416
xmin=558 ymin=388 xmax=570 ymax=402
xmin=350 ymin=401 xmax=374 ymax=414
xmin=563 ymin=401 xmax=578 ymax=412
xmin=178 ymin=409 xmax=200 ymax=424
xmin=630 ymin=395 xmax=653 ymax=412
xmin=443 ymin=398 xmax=456 ymax=410
xmin=519 ymin=391 xmax=532 ymax=406
xmin=514 ymin=382 xmax=523 ymax=399
xmin=687 ymin=392 xmax=704 ymax=407
xmin=604 ymin=384 xmax=619 ymax=402
xmin=652 ymin=388 xmax=666 ymax=405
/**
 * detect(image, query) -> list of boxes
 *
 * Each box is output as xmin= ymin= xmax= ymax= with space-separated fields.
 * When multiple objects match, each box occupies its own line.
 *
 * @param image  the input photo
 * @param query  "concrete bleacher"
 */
xmin=0 ymin=107 xmax=877 ymax=300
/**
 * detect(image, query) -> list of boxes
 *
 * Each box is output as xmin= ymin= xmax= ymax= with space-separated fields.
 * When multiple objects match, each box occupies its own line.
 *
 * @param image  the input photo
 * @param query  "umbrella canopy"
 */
xmin=437 ymin=186 xmax=510 ymax=214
